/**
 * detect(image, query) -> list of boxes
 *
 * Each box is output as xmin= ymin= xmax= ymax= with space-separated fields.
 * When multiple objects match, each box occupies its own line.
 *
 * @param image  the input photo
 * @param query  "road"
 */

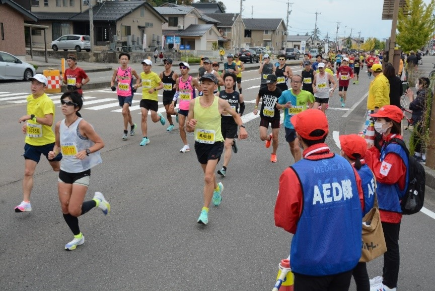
xmin=0 ymin=63 xmax=434 ymax=290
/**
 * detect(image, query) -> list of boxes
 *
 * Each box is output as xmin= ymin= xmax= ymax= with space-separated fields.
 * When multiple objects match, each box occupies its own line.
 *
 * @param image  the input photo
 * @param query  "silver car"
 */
xmin=51 ymin=35 xmax=91 ymax=52
xmin=0 ymin=51 xmax=35 ymax=81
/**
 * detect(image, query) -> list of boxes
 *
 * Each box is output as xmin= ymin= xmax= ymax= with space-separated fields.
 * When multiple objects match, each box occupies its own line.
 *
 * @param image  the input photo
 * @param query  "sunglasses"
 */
xmin=212 ymin=64 xmax=219 ymax=66
xmin=179 ymin=66 xmax=188 ymax=69
xmin=61 ymin=100 xmax=77 ymax=106
xmin=279 ymin=58 xmax=285 ymax=61
xmin=263 ymin=57 xmax=269 ymax=59
xmin=164 ymin=62 xmax=171 ymax=65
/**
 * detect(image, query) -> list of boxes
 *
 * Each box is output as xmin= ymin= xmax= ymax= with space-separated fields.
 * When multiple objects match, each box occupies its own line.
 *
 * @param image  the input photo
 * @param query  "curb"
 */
xmin=36 ymin=66 xmax=112 ymax=74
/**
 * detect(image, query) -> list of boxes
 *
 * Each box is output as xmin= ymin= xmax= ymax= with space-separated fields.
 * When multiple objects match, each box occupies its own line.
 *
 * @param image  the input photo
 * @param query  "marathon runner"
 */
xmin=313 ymin=63 xmax=336 ymax=112
xmin=48 ymin=91 xmax=109 ymax=251
xmin=234 ymin=54 xmax=245 ymax=93
xmin=186 ymin=73 xmax=248 ymax=225
xmin=159 ymin=58 xmax=178 ymax=132
xmin=335 ymin=50 xmax=342 ymax=69
xmin=16 ymin=74 xmax=62 ymax=212
xmin=258 ymin=54 xmax=275 ymax=90
xmin=275 ymin=54 xmax=293 ymax=91
xmin=353 ymin=56 xmax=362 ymax=84
xmin=336 ymin=58 xmax=354 ymax=107
xmin=312 ymin=54 xmax=322 ymax=71
xmin=301 ymin=60 xmax=315 ymax=94
xmin=110 ymin=52 xmax=140 ymax=140
xmin=138 ymin=59 xmax=165 ymax=146
xmin=199 ymin=57 xmax=223 ymax=94
xmin=217 ymin=73 xmax=245 ymax=177
xmin=63 ymin=54 xmax=89 ymax=96
xmin=366 ymin=51 xmax=377 ymax=78
xmin=254 ymin=74 xmax=282 ymax=163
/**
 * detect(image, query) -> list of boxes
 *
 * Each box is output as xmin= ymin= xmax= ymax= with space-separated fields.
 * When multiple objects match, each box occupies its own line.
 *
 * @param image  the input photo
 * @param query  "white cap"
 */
xmin=318 ymin=62 xmax=325 ymax=68
xmin=29 ymin=74 xmax=48 ymax=86
xmin=343 ymin=57 xmax=349 ymax=62
xmin=179 ymin=62 xmax=190 ymax=69
xmin=263 ymin=54 xmax=270 ymax=58
xmin=141 ymin=59 xmax=152 ymax=66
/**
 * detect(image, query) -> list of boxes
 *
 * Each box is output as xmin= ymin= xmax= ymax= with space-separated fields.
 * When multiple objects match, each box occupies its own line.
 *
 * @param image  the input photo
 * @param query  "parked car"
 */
xmin=249 ymin=47 xmax=267 ymax=55
xmin=0 ymin=51 xmax=35 ymax=81
xmin=51 ymin=35 xmax=91 ymax=52
xmin=285 ymin=48 xmax=300 ymax=60
xmin=309 ymin=49 xmax=319 ymax=56
xmin=239 ymin=48 xmax=259 ymax=63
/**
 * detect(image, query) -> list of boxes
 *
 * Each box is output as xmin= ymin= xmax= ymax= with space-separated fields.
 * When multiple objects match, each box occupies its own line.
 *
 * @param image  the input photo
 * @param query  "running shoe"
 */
xmin=382 ymin=287 xmax=396 ymax=291
xmin=14 ymin=201 xmax=31 ymax=212
xmin=130 ymin=123 xmax=137 ymax=136
xmin=232 ymin=140 xmax=238 ymax=153
xmin=340 ymin=97 xmax=343 ymax=103
xmin=65 ymin=233 xmax=85 ymax=251
xmin=93 ymin=191 xmax=111 ymax=215
xmin=265 ymin=133 xmax=272 ymax=148
xmin=369 ymin=276 xmax=383 ymax=286
xmin=122 ymin=132 xmax=128 ymax=140
xmin=341 ymin=102 xmax=345 ymax=108
xmin=140 ymin=137 xmax=150 ymax=146
xmin=175 ymin=110 xmax=179 ymax=123
xmin=212 ymin=182 xmax=224 ymax=206
xmin=158 ymin=113 xmax=166 ymax=125
xmin=197 ymin=210 xmax=209 ymax=225
xmin=180 ymin=145 xmax=190 ymax=153
xmin=217 ymin=167 xmax=226 ymax=177
xmin=270 ymin=153 xmax=277 ymax=163
xmin=167 ymin=124 xmax=174 ymax=132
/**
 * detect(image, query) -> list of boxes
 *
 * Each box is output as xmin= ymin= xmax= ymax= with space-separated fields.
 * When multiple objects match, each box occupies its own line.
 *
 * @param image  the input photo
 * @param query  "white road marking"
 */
xmin=86 ymin=100 xmax=139 ymax=110
xmin=342 ymin=92 xmax=368 ymax=118
xmin=0 ymin=95 xmax=30 ymax=101
xmin=421 ymin=207 xmax=435 ymax=220
xmin=332 ymin=131 xmax=341 ymax=149
xmin=0 ymin=92 xmax=28 ymax=98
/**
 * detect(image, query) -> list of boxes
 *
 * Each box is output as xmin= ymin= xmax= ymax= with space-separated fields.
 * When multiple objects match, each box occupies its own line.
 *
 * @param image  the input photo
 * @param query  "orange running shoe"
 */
xmin=270 ymin=153 xmax=277 ymax=163
xmin=265 ymin=133 xmax=273 ymax=148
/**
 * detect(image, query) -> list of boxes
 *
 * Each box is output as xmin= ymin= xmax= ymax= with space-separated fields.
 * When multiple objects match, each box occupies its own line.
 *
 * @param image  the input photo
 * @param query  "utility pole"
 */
xmin=251 ymin=5 xmax=253 ymax=18
xmin=89 ymin=2 xmax=94 ymax=52
xmin=286 ymin=2 xmax=293 ymax=36
xmin=358 ymin=31 xmax=361 ymax=49
xmin=336 ymin=22 xmax=340 ymax=51
xmin=238 ymin=0 xmax=243 ymax=50
xmin=313 ymin=11 xmax=321 ymax=46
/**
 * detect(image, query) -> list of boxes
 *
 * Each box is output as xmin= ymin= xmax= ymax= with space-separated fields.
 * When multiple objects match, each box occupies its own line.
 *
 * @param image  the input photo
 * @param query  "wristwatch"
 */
xmin=85 ymin=148 xmax=91 ymax=156
xmin=30 ymin=114 xmax=36 ymax=121
xmin=240 ymin=124 xmax=246 ymax=128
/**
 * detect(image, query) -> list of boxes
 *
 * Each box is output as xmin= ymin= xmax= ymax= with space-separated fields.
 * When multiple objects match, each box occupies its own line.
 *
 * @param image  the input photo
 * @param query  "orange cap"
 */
xmin=370 ymin=105 xmax=403 ymax=123
xmin=339 ymin=134 xmax=367 ymax=159
xmin=290 ymin=109 xmax=328 ymax=140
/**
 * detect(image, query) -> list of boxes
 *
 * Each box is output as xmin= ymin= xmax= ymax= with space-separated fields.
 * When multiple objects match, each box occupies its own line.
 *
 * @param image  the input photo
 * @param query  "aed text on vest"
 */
xmin=312 ymin=179 xmax=353 ymax=205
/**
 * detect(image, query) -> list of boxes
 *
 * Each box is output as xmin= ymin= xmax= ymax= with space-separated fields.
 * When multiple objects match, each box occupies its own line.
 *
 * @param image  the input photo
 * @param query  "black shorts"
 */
xmin=339 ymin=86 xmax=348 ymax=91
xmin=140 ymin=99 xmax=158 ymax=112
xmin=260 ymin=117 xmax=280 ymax=129
xmin=58 ymin=169 xmax=91 ymax=185
xmin=315 ymin=97 xmax=329 ymax=104
xmin=302 ymin=86 xmax=313 ymax=94
xmin=354 ymin=67 xmax=360 ymax=75
xmin=24 ymin=143 xmax=62 ymax=163
xmin=194 ymin=141 xmax=224 ymax=165
xmin=163 ymin=94 xmax=175 ymax=106
xmin=236 ymin=77 xmax=242 ymax=84
xmin=285 ymin=127 xmax=297 ymax=143
xmin=178 ymin=109 xmax=188 ymax=116
xmin=221 ymin=117 xmax=238 ymax=139
xmin=277 ymin=84 xmax=288 ymax=91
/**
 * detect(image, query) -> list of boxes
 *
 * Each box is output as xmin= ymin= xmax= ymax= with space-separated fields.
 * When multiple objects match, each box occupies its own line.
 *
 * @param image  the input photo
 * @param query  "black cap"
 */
xmin=163 ymin=58 xmax=173 ymax=64
xmin=202 ymin=58 xmax=211 ymax=64
xmin=200 ymin=73 xmax=218 ymax=84
xmin=266 ymin=74 xmax=277 ymax=83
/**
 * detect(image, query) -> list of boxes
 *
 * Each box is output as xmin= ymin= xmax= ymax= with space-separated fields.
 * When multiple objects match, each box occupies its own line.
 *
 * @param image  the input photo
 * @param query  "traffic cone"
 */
xmin=272 ymin=258 xmax=293 ymax=291
xmin=364 ymin=120 xmax=375 ymax=146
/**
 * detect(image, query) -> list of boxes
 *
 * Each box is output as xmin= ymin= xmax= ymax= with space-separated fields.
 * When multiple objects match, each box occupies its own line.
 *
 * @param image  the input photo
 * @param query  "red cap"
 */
xmin=370 ymin=105 xmax=403 ymax=123
xmin=339 ymin=134 xmax=367 ymax=159
xmin=290 ymin=109 xmax=328 ymax=140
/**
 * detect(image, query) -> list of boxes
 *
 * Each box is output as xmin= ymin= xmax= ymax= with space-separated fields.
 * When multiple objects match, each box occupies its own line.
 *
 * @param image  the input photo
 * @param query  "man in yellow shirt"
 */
xmin=138 ymin=59 xmax=164 ymax=146
xmin=234 ymin=54 xmax=245 ymax=93
xmin=367 ymin=64 xmax=390 ymax=112
xmin=16 ymin=74 xmax=62 ymax=212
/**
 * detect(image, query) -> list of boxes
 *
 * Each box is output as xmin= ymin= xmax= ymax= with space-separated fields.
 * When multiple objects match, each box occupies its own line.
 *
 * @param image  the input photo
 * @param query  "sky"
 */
xmin=219 ymin=0 xmax=433 ymax=41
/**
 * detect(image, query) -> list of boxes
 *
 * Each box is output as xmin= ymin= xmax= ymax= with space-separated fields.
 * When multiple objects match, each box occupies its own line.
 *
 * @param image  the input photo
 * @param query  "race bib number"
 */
xmin=179 ymin=93 xmax=190 ymax=100
xmin=277 ymin=77 xmax=285 ymax=84
xmin=318 ymin=83 xmax=326 ymax=88
xmin=195 ymin=129 xmax=215 ymax=144
xmin=303 ymin=77 xmax=312 ymax=84
xmin=67 ymin=77 xmax=76 ymax=86
xmin=288 ymin=106 xmax=303 ymax=114
xmin=26 ymin=123 xmax=42 ymax=138
xmin=163 ymin=83 xmax=173 ymax=91
xmin=61 ymin=143 xmax=78 ymax=156
xmin=341 ymin=75 xmax=349 ymax=80
xmin=118 ymin=83 xmax=130 ymax=91
xmin=263 ymin=108 xmax=275 ymax=117
xmin=263 ymin=74 xmax=269 ymax=80
xmin=355 ymin=63 xmax=360 ymax=67
xmin=142 ymin=79 xmax=151 ymax=88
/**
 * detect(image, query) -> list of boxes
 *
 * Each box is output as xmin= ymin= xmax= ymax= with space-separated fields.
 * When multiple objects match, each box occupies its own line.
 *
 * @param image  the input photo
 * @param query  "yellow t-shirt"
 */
xmin=316 ymin=68 xmax=334 ymax=75
xmin=25 ymin=93 xmax=56 ymax=146
xmin=235 ymin=60 xmax=243 ymax=77
xmin=140 ymin=71 xmax=161 ymax=101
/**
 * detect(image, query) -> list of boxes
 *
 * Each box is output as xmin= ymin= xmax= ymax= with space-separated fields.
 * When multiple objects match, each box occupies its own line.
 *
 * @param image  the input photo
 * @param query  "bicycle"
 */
xmin=428 ymin=63 xmax=435 ymax=80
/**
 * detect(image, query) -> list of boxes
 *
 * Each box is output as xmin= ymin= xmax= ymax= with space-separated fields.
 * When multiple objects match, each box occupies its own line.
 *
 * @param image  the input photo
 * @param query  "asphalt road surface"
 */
xmin=1 ymin=64 xmax=434 ymax=290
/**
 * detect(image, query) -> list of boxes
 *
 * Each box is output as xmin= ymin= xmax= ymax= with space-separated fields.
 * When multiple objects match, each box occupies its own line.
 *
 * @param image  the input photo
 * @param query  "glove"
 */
xmin=111 ymin=86 xmax=116 ymax=91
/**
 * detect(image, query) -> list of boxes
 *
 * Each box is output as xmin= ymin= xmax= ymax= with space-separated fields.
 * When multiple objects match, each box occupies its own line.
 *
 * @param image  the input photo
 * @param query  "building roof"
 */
xmin=70 ymin=1 xmax=166 ymax=22
xmin=287 ymin=35 xmax=311 ymax=42
xmin=32 ymin=12 xmax=80 ymax=21
xmin=154 ymin=6 xmax=194 ymax=15
xmin=205 ymin=13 xmax=239 ymax=27
xmin=0 ymin=0 xmax=37 ymax=21
xmin=243 ymin=18 xmax=284 ymax=31
xmin=162 ymin=24 xmax=214 ymax=37
xmin=200 ymin=14 xmax=219 ymax=24
xmin=191 ymin=3 xmax=224 ymax=14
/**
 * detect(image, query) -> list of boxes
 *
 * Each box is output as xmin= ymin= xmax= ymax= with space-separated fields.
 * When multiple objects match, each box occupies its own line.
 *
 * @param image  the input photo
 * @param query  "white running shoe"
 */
xmin=370 ymin=276 xmax=383 ymax=285
xmin=94 ymin=192 xmax=111 ymax=215
xmin=15 ymin=201 xmax=32 ymax=212
xmin=65 ymin=234 xmax=85 ymax=251
xmin=180 ymin=145 xmax=190 ymax=153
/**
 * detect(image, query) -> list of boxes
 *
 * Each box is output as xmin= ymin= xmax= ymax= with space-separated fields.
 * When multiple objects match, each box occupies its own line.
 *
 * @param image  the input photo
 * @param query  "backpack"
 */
xmin=389 ymin=138 xmax=425 ymax=214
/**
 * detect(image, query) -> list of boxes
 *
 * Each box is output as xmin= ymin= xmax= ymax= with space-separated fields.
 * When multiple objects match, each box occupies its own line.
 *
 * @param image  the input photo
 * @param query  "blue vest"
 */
xmin=290 ymin=155 xmax=362 ymax=276
xmin=377 ymin=142 xmax=409 ymax=213
xmin=358 ymin=164 xmax=376 ymax=216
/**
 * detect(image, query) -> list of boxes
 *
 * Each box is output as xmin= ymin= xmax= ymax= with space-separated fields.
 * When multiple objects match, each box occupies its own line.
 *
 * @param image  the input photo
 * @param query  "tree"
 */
xmin=397 ymin=0 xmax=435 ymax=52
xmin=361 ymin=37 xmax=376 ymax=51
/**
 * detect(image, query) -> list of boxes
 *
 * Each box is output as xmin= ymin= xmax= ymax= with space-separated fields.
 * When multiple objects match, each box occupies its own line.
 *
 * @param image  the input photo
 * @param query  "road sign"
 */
xmin=180 ymin=45 xmax=185 ymax=50
xmin=166 ymin=36 xmax=181 ymax=44
xmin=186 ymin=44 xmax=190 ymax=50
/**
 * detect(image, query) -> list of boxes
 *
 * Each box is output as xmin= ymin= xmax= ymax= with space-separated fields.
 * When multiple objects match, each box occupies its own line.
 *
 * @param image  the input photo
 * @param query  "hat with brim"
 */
xmin=290 ymin=109 xmax=329 ymax=140
xmin=370 ymin=105 xmax=403 ymax=123
xmin=372 ymin=63 xmax=382 ymax=72
xmin=339 ymin=134 xmax=367 ymax=159
xmin=29 ymin=74 xmax=48 ymax=86
xmin=200 ymin=73 xmax=218 ymax=84
xmin=266 ymin=74 xmax=277 ymax=83
xmin=141 ymin=59 xmax=152 ymax=66
xmin=163 ymin=58 xmax=173 ymax=64
xmin=179 ymin=62 xmax=190 ymax=69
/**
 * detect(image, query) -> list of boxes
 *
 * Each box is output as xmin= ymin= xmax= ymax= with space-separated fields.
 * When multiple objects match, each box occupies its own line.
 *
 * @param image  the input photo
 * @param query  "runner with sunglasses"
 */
xmin=234 ymin=54 xmax=245 ymax=93
xmin=275 ymin=54 xmax=293 ymax=91
xmin=159 ymin=58 xmax=178 ymax=132
xmin=48 ymin=91 xmax=109 ymax=250
xmin=258 ymin=54 xmax=275 ymax=90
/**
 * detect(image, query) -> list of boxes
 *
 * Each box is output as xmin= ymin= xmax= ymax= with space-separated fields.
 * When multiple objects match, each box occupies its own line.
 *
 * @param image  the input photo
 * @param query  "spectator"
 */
xmin=158 ymin=51 xmax=164 ymax=63
xmin=406 ymin=50 xmax=418 ymax=70
xmin=383 ymin=63 xmax=403 ymax=109
xmin=153 ymin=48 xmax=158 ymax=63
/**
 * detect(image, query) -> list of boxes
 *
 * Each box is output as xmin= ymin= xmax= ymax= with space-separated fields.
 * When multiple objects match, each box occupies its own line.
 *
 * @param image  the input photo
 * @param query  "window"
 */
xmin=140 ymin=7 xmax=145 ymax=17
xmin=56 ymin=0 xmax=61 ymax=6
xmin=32 ymin=29 xmax=42 ymax=36
xmin=96 ymin=27 xmax=110 ymax=41
xmin=44 ymin=0 xmax=48 ymax=6
xmin=1 ymin=52 xmax=17 ymax=63
xmin=63 ymin=0 xmax=67 ymax=6
xmin=121 ymin=25 xmax=131 ymax=37
xmin=0 ymin=23 xmax=4 ymax=40
xmin=244 ymin=30 xmax=251 ymax=37
xmin=70 ymin=0 xmax=74 ymax=6
xmin=31 ymin=0 xmax=39 ymax=6
xmin=168 ymin=17 xmax=178 ymax=27
xmin=264 ymin=30 xmax=269 ymax=34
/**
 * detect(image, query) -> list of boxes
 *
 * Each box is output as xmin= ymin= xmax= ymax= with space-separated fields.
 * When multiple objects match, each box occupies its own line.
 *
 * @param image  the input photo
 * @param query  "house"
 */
xmin=155 ymin=5 xmax=222 ymax=51
xmin=243 ymin=18 xmax=286 ymax=51
xmin=0 ymin=0 xmax=37 ymax=57
xmin=286 ymin=35 xmax=313 ymax=50
xmin=27 ymin=0 xmax=166 ymax=49
xmin=191 ymin=2 xmax=224 ymax=14
xmin=205 ymin=13 xmax=244 ymax=50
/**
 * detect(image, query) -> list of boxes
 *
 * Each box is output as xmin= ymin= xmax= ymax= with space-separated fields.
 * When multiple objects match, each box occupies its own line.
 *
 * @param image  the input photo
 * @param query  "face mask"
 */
xmin=374 ymin=121 xmax=387 ymax=134
xmin=415 ymin=80 xmax=419 ymax=90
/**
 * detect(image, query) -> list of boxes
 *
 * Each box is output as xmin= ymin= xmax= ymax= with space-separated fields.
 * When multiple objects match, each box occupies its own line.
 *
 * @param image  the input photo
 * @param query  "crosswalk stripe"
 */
xmin=112 ymin=101 xmax=164 ymax=113
xmin=0 ymin=95 xmax=30 ymax=101
xmin=86 ymin=100 xmax=139 ymax=110
xmin=0 ymin=92 xmax=29 ymax=98
xmin=53 ymin=97 xmax=115 ymax=105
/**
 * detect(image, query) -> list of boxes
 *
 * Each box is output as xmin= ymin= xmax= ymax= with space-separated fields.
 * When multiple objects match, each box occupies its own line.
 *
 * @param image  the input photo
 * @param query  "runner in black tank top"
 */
xmin=159 ymin=58 xmax=178 ymax=131
xmin=275 ymin=64 xmax=288 ymax=91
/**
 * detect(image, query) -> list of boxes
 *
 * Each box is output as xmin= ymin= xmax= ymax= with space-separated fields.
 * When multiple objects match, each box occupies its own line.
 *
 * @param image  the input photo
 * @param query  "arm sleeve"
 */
xmin=371 ymin=152 xmax=407 ymax=185
xmin=274 ymin=167 xmax=303 ymax=234
xmin=373 ymin=80 xmax=384 ymax=108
